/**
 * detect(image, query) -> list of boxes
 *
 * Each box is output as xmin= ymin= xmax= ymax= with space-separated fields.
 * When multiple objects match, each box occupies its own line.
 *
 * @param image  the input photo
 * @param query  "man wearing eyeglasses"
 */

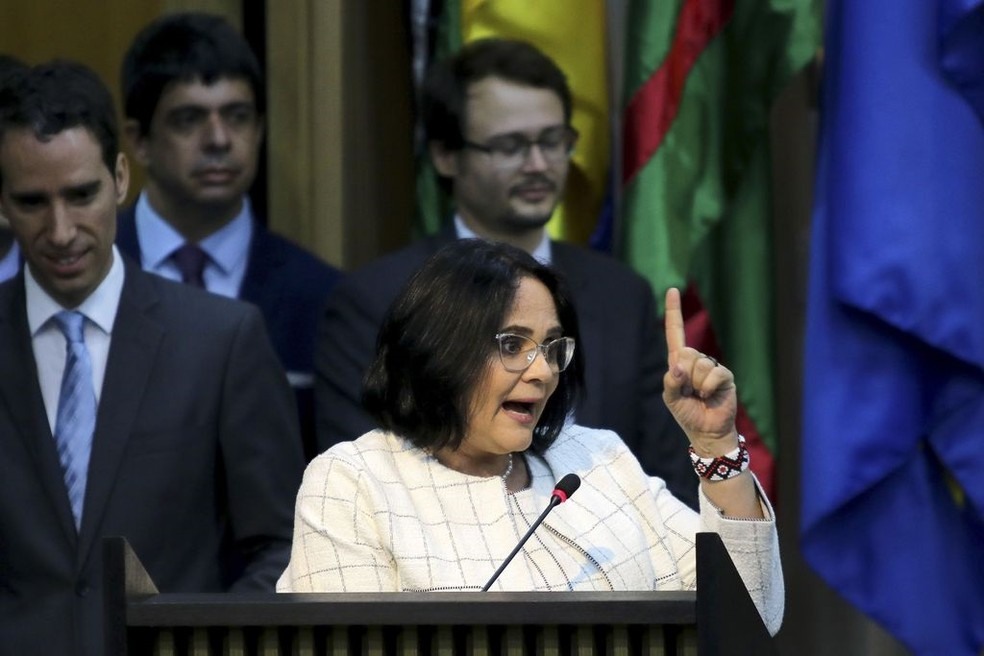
xmin=314 ymin=38 xmax=697 ymax=508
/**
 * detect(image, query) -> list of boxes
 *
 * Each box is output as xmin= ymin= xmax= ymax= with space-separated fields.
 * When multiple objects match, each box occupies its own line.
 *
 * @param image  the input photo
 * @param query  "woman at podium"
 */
xmin=277 ymin=240 xmax=783 ymax=635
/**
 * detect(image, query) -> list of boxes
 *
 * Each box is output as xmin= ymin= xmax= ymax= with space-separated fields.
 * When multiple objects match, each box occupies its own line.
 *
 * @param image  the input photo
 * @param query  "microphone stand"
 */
xmin=481 ymin=496 xmax=562 ymax=591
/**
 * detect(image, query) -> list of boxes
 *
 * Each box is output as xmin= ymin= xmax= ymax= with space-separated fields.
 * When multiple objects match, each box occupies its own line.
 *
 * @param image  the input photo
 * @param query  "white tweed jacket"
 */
xmin=277 ymin=425 xmax=784 ymax=634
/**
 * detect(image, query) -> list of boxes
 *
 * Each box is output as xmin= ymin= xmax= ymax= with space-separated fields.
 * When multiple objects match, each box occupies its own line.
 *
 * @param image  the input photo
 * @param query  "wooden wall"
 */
xmin=266 ymin=1 xmax=414 ymax=270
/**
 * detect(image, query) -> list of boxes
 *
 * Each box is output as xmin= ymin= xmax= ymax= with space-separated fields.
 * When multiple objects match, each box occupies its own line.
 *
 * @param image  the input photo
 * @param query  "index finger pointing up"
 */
xmin=664 ymin=287 xmax=686 ymax=358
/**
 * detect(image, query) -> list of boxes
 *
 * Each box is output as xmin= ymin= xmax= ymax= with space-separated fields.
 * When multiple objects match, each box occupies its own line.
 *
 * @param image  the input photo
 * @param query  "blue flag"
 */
xmin=800 ymin=1 xmax=984 ymax=655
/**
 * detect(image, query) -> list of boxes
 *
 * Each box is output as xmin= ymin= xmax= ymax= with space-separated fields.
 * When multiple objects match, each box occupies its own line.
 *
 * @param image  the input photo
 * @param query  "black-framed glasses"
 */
xmin=462 ymin=125 xmax=578 ymax=170
xmin=494 ymin=333 xmax=576 ymax=373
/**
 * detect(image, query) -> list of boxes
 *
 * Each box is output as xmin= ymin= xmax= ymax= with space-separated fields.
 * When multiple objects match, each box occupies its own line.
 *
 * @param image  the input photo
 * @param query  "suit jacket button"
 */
xmin=76 ymin=582 xmax=91 ymax=597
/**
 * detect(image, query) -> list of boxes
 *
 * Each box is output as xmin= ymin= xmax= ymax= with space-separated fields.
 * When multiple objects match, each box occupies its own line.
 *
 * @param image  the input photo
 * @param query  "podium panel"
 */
xmin=104 ymin=533 xmax=773 ymax=656
xmin=124 ymin=620 xmax=695 ymax=655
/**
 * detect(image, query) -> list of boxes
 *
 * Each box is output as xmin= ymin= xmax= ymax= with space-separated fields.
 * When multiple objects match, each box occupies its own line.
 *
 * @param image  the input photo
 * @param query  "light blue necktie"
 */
xmin=52 ymin=311 xmax=95 ymax=530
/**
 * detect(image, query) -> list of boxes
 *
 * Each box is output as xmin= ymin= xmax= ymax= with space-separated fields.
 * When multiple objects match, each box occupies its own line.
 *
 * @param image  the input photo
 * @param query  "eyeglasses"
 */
xmin=462 ymin=126 xmax=578 ymax=170
xmin=494 ymin=333 xmax=576 ymax=373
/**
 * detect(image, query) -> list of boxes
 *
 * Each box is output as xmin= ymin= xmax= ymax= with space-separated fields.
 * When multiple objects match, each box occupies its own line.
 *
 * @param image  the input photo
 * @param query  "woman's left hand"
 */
xmin=661 ymin=287 xmax=739 ymax=456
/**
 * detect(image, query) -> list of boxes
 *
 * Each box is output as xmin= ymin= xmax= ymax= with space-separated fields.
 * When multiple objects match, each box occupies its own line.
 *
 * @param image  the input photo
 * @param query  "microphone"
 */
xmin=481 ymin=473 xmax=581 ymax=591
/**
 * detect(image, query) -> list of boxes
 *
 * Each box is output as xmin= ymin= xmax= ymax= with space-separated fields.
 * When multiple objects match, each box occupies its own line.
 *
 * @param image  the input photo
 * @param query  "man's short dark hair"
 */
xmin=0 ymin=60 xmax=119 ymax=190
xmin=363 ymin=239 xmax=583 ymax=454
xmin=422 ymin=38 xmax=573 ymax=151
xmin=121 ymin=12 xmax=264 ymax=135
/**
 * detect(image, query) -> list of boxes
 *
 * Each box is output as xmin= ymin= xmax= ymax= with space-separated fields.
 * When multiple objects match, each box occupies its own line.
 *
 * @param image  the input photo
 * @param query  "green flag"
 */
xmin=620 ymin=0 xmax=821 ymax=496
xmin=413 ymin=0 xmax=461 ymax=236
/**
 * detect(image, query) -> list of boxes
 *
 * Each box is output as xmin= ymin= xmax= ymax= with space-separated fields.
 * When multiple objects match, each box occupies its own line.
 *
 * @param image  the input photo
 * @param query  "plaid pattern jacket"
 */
xmin=277 ymin=425 xmax=784 ymax=634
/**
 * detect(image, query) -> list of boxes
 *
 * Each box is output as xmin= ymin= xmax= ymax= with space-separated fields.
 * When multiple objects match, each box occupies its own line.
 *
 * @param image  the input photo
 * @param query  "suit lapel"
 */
xmin=115 ymin=205 xmax=142 ymax=264
xmin=434 ymin=226 xmax=457 ymax=250
xmin=238 ymin=223 xmax=286 ymax=310
xmin=77 ymin=265 xmax=164 ymax=564
xmin=0 ymin=278 xmax=80 ymax=545
xmin=551 ymin=243 xmax=604 ymax=423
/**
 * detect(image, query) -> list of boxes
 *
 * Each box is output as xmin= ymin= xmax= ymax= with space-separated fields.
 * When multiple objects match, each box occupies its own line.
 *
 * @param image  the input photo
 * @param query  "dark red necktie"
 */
xmin=171 ymin=243 xmax=208 ymax=288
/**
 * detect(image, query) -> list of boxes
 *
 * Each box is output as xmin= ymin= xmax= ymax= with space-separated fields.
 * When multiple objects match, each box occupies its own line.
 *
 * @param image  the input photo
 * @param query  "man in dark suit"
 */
xmin=0 ymin=61 xmax=303 ymax=656
xmin=115 ymin=12 xmax=340 ymax=460
xmin=0 ymin=54 xmax=26 ymax=282
xmin=315 ymin=38 xmax=698 ymax=508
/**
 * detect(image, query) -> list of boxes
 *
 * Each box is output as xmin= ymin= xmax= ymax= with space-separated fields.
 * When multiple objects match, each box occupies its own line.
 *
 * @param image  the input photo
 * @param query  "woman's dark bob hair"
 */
xmin=363 ymin=239 xmax=583 ymax=454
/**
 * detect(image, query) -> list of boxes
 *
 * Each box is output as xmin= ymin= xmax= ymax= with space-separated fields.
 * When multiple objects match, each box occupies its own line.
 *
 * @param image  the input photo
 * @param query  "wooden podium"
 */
xmin=103 ymin=533 xmax=775 ymax=655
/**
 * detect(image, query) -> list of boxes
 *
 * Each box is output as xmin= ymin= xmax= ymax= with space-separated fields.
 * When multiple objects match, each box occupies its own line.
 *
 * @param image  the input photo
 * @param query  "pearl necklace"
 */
xmin=501 ymin=453 xmax=515 ymax=480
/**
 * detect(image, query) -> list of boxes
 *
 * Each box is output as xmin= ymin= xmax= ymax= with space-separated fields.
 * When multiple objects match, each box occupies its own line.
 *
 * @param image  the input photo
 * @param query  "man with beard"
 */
xmin=314 ymin=38 xmax=698 ymax=508
xmin=115 ymin=13 xmax=341 ymax=460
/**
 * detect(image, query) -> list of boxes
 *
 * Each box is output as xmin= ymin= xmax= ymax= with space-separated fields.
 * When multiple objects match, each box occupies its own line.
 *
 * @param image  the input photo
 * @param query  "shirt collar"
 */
xmin=134 ymin=190 xmax=253 ymax=275
xmin=0 ymin=240 xmax=20 ymax=280
xmin=453 ymin=215 xmax=552 ymax=264
xmin=26 ymin=244 xmax=125 ymax=336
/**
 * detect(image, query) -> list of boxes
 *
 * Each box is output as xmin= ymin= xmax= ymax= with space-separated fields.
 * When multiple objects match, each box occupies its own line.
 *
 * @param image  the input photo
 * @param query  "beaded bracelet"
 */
xmin=689 ymin=434 xmax=749 ymax=481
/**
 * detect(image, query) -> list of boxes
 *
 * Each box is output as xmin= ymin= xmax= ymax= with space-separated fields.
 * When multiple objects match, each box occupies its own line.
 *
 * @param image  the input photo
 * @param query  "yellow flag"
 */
xmin=461 ymin=0 xmax=609 ymax=245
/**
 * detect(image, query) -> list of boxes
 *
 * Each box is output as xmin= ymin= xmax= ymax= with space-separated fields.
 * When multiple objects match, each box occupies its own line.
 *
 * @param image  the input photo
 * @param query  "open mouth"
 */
xmin=502 ymin=400 xmax=537 ymax=423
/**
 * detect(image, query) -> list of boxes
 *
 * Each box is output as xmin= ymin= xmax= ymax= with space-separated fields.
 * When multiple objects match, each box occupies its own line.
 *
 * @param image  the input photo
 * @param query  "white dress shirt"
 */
xmin=27 ymin=246 xmax=124 ymax=433
xmin=0 ymin=240 xmax=20 ymax=282
xmin=454 ymin=215 xmax=553 ymax=264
